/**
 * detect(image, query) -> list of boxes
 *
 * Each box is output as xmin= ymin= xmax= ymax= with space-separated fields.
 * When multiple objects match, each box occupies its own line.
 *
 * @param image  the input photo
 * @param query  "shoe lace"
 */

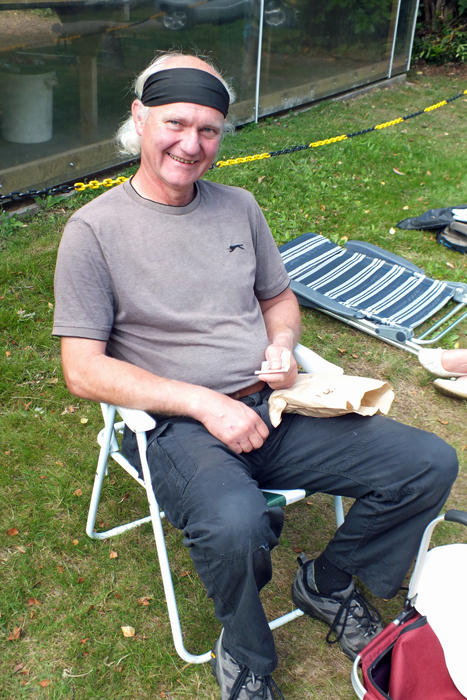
xmin=326 ymin=590 xmax=382 ymax=646
xmin=228 ymin=665 xmax=285 ymax=700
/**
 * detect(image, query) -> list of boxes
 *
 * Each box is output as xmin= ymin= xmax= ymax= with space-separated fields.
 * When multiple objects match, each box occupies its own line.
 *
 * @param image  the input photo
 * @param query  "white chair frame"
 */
xmin=86 ymin=343 xmax=345 ymax=664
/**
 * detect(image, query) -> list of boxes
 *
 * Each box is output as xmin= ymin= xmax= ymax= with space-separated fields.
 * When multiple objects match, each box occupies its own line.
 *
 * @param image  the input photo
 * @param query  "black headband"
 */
xmin=141 ymin=67 xmax=230 ymax=117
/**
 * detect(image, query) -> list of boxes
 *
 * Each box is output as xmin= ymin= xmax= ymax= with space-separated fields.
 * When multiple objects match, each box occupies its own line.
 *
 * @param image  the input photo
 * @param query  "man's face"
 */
xmin=134 ymin=100 xmax=224 ymax=201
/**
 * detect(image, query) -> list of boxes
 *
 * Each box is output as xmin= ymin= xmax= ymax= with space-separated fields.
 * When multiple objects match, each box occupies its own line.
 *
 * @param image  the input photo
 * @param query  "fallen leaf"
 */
xmin=13 ymin=662 xmax=24 ymax=673
xmin=16 ymin=546 xmax=26 ymax=553
xmin=426 ymin=170 xmax=432 ymax=175
xmin=381 ymin=181 xmax=386 ymax=185
xmin=72 ymin=539 xmax=79 ymax=546
xmin=138 ymin=596 xmax=152 ymax=606
xmin=461 ymin=446 xmax=466 ymax=451
xmin=257 ymin=175 xmax=265 ymax=183
xmin=402 ymin=205 xmax=409 ymax=210
xmin=438 ymin=420 xmax=448 ymax=425
xmin=80 ymin=418 xmax=88 ymax=424
xmin=20 ymin=668 xmax=29 ymax=676
xmin=292 ymin=546 xmax=302 ymax=553
xmin=7 ymin=527 xmax=19 ymax=536
xmin=446 ymin=262 xmax=455 ymax=269
xmin=320 ymin=204 xmax=326 ymax=211
xmin=121 ymin=626 xmax=135 ymax=638
xmin=337 ymin=348 xmax=347 ymax=354
xmin=80 ymin=638 xmax=89 ymax=644
xmin=78 ymin=577 xmax=84 ymax=584
xmin=39 ymin=680 xmax=51 ymax=688
xmin=7 ymin=627 xmax=21 ymax=641
xmin=393 ymin=167 xmax=405 ymax=175
xmin=389 ymin=227 xmax=396 ymax=234
xmin=58 ymin=566 xmax=64 ymax=573
xmin=27 ymin=598 xmax=41 ymax=606
xmin=109 ymin=550 xmax=118 ymax=559
xmin=73 ymin=488 xmax=83 ymax=497
xmin=115 ymin=592 xmax=122 ymax=600
xmin=5 ymin=350 xmax=11 ymax=357
xmin=24 ymin=402 xmax=31 ymax=410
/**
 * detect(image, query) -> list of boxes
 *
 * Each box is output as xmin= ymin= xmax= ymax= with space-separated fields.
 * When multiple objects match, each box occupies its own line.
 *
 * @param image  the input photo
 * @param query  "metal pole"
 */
xmin=255 ymin=0 xmax=265 ymax=123
xmin=407 ymin=0 xmax=421 ymax=71
xmin=388 ymin=0 xmax=402 ymax=79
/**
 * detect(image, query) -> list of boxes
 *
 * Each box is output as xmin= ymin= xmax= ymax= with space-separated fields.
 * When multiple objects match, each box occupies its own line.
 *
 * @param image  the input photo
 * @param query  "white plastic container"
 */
xmin=1 ymin=71 xmax=57 ymax=143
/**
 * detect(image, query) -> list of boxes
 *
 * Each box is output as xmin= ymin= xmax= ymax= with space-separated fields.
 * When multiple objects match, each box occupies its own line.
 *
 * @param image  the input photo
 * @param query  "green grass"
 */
xmin=1 ymin=68 xmax=467 ymax=700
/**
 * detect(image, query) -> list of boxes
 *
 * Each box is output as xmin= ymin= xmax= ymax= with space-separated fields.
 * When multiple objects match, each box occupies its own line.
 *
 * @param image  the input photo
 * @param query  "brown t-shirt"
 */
xmin=53 ymin=179 xmax=290 ymax=395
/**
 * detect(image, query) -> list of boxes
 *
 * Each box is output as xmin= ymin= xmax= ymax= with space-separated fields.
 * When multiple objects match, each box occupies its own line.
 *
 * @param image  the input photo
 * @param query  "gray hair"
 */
xmin=116 ymin=51 xmax=235 ymax=156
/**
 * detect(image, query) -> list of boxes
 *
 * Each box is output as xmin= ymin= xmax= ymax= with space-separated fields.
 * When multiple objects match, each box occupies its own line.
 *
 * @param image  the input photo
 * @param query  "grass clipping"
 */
xmin=268 ymin=373 xmax=394 ymax=426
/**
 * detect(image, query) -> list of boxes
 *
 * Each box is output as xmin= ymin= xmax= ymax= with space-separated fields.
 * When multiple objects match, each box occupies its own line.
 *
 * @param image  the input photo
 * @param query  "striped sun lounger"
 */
xmin=279 ymin=233 xmax=467 ymax=353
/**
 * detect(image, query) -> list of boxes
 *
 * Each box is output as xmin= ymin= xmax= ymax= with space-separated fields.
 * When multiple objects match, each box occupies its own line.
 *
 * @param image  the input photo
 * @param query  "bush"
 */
xmin=413 ymin=24 xmax=467 ymax=63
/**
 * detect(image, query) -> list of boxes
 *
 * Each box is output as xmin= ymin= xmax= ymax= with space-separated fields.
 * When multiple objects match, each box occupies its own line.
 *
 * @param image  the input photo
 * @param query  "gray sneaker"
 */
xmin=210 ymin=630 xmax=285 ymax=700
xmin=291 ymin=556 xmax=384 ymax=660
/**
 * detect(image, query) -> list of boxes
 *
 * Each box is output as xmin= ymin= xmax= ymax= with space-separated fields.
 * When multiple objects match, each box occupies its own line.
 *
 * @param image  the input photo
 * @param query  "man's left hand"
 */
xmin=257 ymin=344 xmax=298 ymax=390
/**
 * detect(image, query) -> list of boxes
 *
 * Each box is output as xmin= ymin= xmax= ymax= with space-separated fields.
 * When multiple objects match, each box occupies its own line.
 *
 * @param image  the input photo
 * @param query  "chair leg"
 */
xmin=87 ymin=406 xmax=152 ymax=540
xmin=334 ymin=495 xmax=345 ymax=528
xmin=136 ymin=431 xmax=212 ymax=664
xmin=86 ymin=405 xmax=117 ymax=540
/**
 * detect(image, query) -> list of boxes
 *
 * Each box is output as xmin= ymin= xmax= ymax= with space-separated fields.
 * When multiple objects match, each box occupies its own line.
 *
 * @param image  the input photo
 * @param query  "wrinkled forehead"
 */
xmin=141 ymin=67 xmax=230 ymax=117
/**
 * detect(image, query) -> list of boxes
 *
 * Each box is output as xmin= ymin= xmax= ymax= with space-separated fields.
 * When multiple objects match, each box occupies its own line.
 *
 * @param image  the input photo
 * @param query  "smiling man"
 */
xmin=53 ymin=52 xmax=458 ymax=700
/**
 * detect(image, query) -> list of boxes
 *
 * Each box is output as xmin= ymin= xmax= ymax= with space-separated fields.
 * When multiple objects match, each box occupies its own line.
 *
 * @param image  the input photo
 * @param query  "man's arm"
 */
xmin=61 ymin=337 xmax=269 ymax=454
xmin=257 ymin=286 xmax=301 ymax=390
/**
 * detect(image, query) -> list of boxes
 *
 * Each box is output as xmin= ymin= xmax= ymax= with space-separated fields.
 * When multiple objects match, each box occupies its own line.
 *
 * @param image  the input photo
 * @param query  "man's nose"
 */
xmin=180 ymin=128 xmax=201 ymax=155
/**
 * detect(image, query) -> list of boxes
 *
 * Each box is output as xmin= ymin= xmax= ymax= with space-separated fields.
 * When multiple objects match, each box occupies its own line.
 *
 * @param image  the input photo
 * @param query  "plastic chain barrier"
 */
xmin=1 ymin=90 xmax=465 ymax=205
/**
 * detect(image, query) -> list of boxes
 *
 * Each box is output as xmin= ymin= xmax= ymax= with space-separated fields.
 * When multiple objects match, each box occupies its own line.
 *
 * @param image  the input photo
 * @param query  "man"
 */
xmin=53 ymin=51 xmax=458 ymax=700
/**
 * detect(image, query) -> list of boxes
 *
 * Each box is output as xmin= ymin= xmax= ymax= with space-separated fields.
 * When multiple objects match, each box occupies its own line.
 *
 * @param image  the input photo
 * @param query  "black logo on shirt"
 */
xmin=228 ymin=244 xmax=245 ymax=252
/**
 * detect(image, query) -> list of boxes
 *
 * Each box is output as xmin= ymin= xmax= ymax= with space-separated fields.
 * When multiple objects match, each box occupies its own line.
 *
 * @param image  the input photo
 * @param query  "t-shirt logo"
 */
xmin=228 ymin=244 xmax=245 ymax=252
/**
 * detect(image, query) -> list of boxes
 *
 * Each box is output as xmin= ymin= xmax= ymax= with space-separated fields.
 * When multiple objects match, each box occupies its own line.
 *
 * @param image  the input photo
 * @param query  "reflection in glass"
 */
xmin=0 ymin=0 xmax=416 ymax=193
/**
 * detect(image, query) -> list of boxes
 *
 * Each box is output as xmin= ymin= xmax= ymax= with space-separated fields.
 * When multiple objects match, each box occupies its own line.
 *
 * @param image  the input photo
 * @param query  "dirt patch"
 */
xmin=0 ymin=10 xmax=58 ymax=52
xmin=411 ymin=58 xmax=467 ymax=79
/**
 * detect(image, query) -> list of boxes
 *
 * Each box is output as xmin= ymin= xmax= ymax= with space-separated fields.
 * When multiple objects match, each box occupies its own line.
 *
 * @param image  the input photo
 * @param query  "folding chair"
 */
xmin=279 ymin=233 xmax=467 ymax=354
xmin=86 ymin=343 xmax=345 ymax=664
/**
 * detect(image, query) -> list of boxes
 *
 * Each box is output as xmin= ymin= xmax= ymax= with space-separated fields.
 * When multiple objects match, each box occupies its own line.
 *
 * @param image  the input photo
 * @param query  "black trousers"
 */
xmin=123 ymin=387 xmax=458 ymax=675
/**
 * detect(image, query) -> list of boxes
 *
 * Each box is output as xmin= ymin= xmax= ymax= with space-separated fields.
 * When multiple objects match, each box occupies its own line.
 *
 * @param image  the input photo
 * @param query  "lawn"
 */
xmin=1 ymin=64 xmax=467 ymax=700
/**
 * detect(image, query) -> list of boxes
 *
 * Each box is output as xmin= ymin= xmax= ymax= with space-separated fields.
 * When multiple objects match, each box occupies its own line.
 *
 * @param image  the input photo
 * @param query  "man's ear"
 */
xmin=132 ymin=100 xmax=146 ymax=136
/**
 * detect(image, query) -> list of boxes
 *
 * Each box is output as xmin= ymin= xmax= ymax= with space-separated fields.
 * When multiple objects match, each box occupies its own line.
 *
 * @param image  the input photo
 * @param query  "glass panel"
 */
xmin=257 ymin=0 xmax=399 ymax=118
xmin=0 ymin=1 xmax=259 ymax=193
xmin=0 ymin=0 xmax=417 ymax=195
xmin=391 ymin=0 xmax=418 ymax=75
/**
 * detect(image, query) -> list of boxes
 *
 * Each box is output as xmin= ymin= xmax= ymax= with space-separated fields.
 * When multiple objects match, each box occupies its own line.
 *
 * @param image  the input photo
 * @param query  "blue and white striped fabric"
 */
xmin=280 ymin=233 xmax=453 ymax=329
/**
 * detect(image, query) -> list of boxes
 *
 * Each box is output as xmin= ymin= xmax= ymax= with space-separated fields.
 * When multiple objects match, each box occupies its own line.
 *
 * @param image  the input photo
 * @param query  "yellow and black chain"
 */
xmin=2 ymin=90 xmax=466 ymax=205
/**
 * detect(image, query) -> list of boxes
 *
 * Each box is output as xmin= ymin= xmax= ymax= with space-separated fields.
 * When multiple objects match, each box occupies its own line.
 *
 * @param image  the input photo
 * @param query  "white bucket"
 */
xmin=1 ymin=71 xmax=57 ymax=144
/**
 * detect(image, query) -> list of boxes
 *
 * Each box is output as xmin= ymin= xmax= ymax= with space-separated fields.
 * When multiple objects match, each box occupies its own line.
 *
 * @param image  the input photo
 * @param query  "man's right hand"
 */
xmin=195 ymin=392 xmax=270 ymax=454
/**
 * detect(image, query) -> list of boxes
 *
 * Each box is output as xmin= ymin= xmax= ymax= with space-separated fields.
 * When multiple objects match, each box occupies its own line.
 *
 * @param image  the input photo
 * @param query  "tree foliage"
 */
xmin=414 ymin=0 xmax=467 ymax=63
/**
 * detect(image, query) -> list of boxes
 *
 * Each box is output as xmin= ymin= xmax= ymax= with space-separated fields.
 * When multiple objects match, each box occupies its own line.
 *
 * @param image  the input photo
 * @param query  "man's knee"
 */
xmin=184 ymin=486 xmax=284 ymax=558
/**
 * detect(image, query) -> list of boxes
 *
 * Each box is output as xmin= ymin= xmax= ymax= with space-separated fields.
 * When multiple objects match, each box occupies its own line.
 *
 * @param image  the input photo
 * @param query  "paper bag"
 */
xmin=268 ymin=373 xmax=394 ymax=427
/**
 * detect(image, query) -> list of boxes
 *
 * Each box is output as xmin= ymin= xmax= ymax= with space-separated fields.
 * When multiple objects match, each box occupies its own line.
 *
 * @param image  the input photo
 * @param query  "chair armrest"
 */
xmin=115 ymin=406 xmax=156 ymax=433
xmin=293 ymin=343 xmax=343 ymax=375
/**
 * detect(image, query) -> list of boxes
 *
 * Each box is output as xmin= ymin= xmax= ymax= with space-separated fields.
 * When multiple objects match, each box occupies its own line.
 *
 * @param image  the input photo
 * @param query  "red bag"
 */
xmin=357 ymin=609 xmax=465 ymax=700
